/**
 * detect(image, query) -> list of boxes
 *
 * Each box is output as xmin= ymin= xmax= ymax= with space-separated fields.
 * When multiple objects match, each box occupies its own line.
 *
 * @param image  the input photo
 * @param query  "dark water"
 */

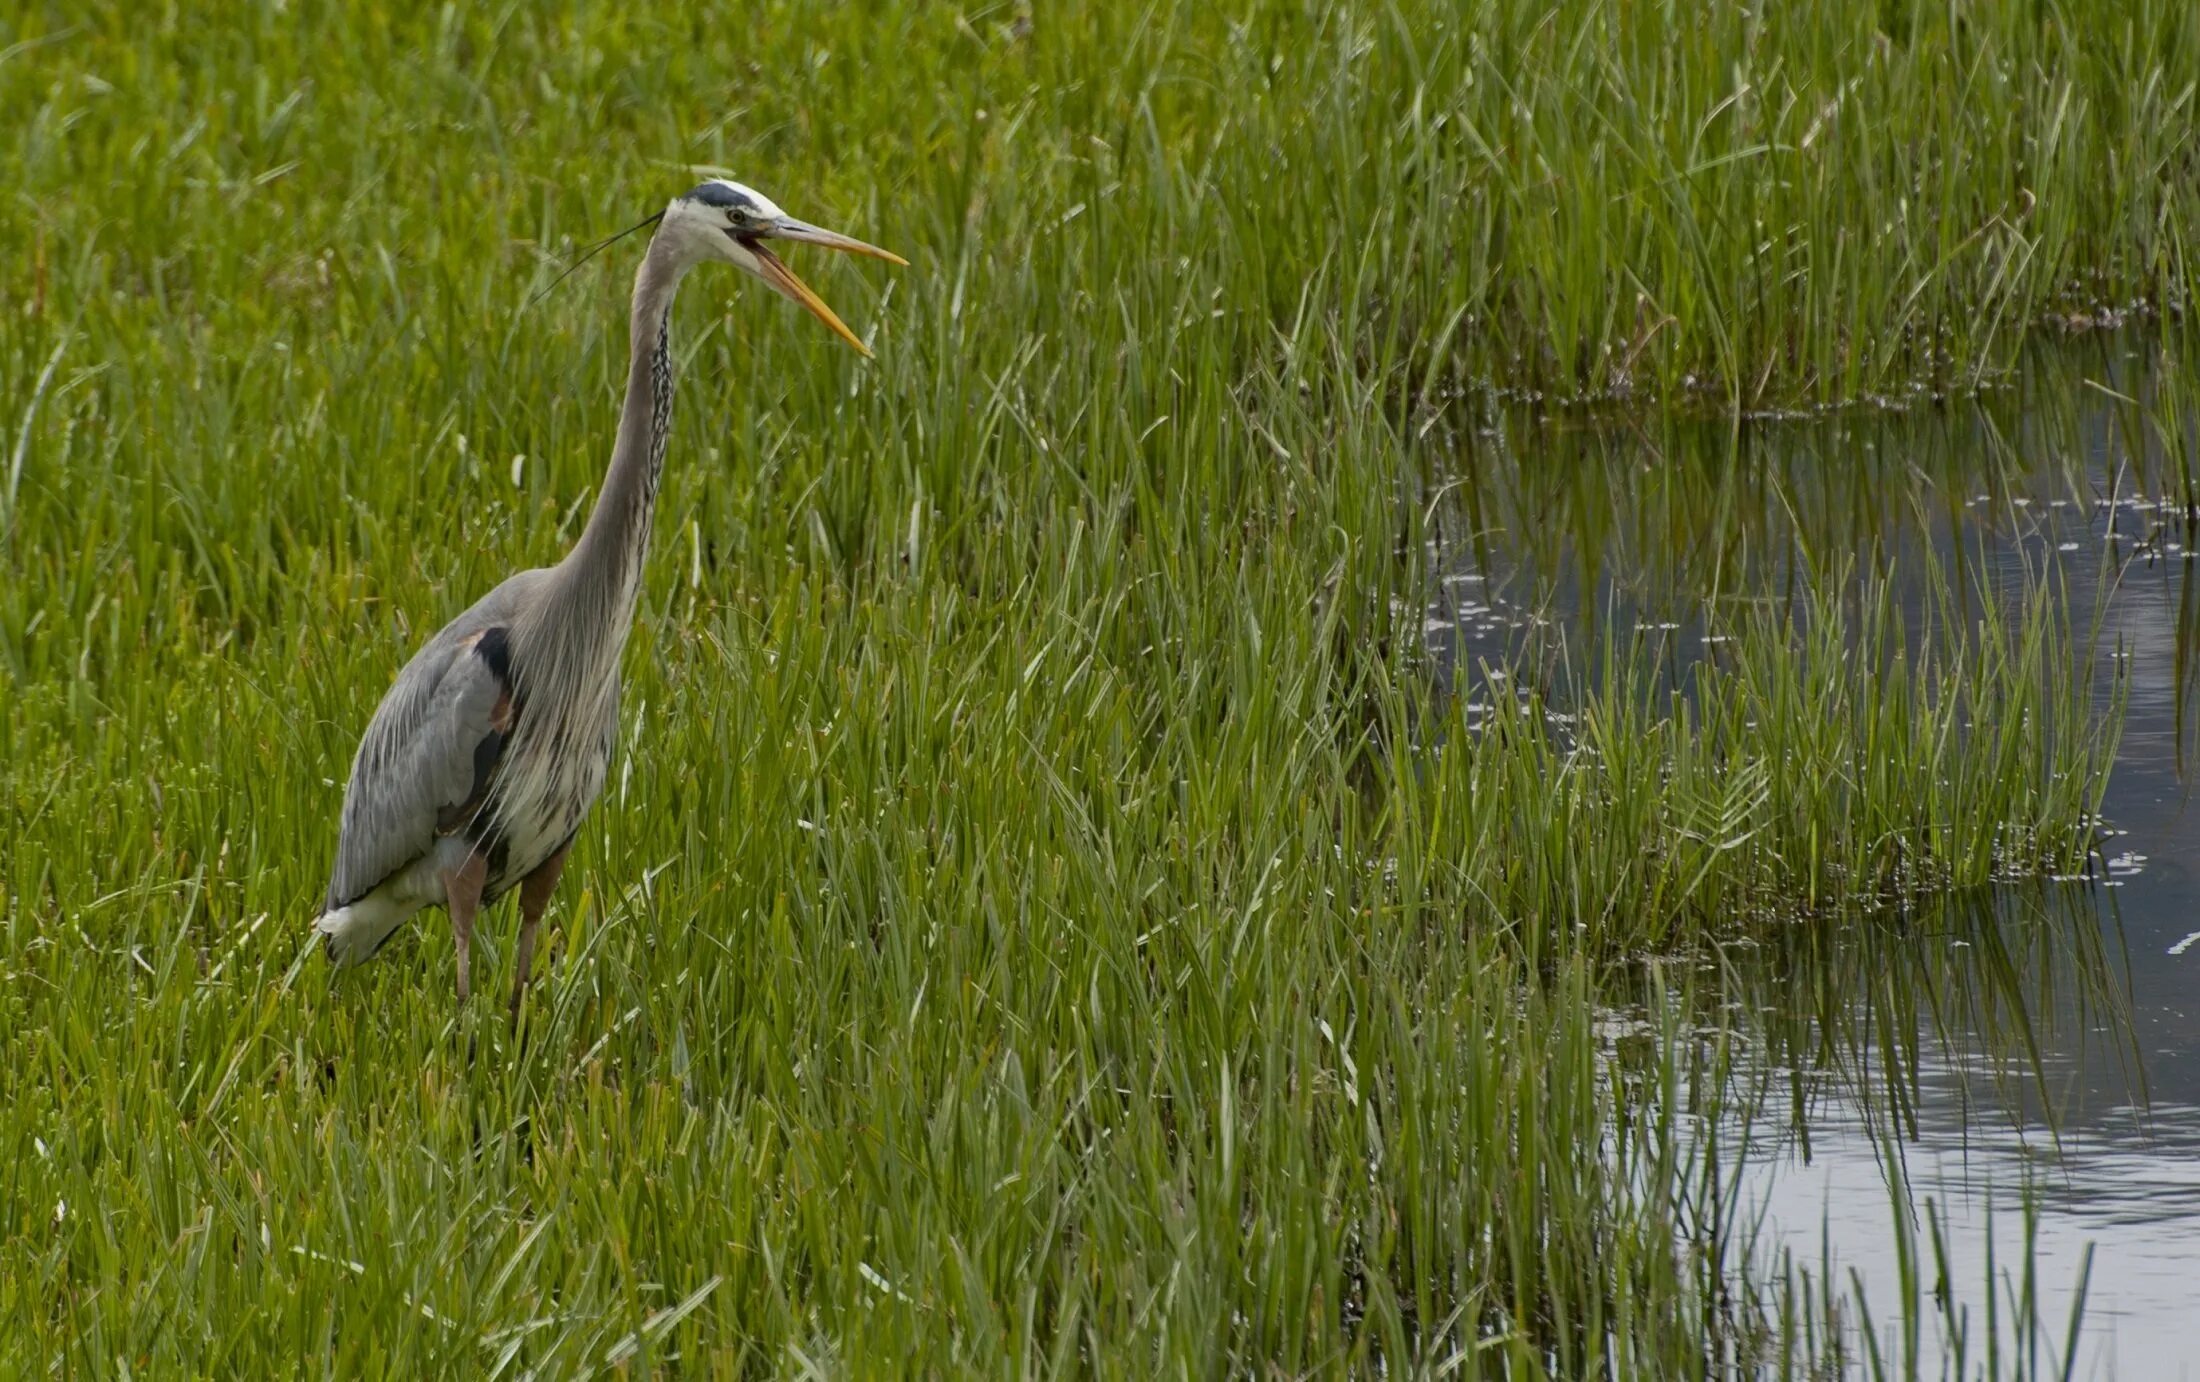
xmin=1432 ymin=340 xmax=2200 ymax=1377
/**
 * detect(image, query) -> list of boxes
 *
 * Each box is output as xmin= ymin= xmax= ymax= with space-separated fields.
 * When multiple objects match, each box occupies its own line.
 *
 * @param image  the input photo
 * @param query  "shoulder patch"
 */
xmin=474 ymin=626 xmax=516 ymax=685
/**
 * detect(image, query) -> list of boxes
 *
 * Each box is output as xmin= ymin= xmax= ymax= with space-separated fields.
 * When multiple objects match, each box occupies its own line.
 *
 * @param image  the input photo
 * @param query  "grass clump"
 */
xmin=1402 ymin=572 xmax=2116 ymax=962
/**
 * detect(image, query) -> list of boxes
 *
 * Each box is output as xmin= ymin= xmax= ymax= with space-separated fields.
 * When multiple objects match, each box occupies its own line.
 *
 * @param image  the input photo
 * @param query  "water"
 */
xmin=1432 ymin=339 xmax=2200 ymax=1376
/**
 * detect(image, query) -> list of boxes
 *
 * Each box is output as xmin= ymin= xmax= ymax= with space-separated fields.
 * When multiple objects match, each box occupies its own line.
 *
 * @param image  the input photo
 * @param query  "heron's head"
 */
xmin=657 ymin=179 xmax=906 ymax=356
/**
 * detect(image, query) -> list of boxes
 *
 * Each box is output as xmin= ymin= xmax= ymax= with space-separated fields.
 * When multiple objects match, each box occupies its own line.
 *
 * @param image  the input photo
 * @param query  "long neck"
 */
xmin=557 ymin=237 xmax=688 ymax=619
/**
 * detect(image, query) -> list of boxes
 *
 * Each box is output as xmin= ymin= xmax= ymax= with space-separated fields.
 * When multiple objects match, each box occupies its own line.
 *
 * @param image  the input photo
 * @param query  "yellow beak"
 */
xmin=749 ymin=219 xmax=907 ymax=358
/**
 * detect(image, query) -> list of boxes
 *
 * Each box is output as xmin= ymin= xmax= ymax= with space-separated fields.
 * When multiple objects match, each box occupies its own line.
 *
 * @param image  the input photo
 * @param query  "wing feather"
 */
xmin=323 ymin=575 xmax=542 ymax=911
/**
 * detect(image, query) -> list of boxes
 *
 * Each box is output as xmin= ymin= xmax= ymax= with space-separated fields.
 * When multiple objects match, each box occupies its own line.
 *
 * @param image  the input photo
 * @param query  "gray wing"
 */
xmin=324 ymin=573 xmax=543 ymax=911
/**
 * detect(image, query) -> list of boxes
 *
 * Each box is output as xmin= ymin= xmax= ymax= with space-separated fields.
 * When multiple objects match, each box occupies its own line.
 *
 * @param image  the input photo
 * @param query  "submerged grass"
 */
xmin=0 ymin=0 xmax=2157 ymax=1374
xmin=1718 ymin=875 xmax=2137 ymax=1381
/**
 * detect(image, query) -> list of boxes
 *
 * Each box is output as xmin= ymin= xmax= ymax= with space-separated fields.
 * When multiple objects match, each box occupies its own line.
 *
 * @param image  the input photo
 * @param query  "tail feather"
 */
xmin=315 ymin=893 xmax=418 ymax=966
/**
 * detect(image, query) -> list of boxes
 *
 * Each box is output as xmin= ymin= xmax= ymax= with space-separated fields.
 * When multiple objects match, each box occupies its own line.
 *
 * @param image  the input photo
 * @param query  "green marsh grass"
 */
xmin=0 ymin=537 xmax=2114 ymax=1373
xmin=0 ymin=1 xmax=2160 ymax=1374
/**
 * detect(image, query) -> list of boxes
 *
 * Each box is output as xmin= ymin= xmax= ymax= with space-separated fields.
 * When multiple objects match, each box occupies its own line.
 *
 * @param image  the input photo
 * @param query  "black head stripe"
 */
xmin=687 ymin=182 xmax=757 ymax=214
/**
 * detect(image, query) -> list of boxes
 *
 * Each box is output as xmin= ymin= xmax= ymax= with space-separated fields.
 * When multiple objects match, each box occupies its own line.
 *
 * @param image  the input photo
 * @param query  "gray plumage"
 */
xmin=314 ymin=179 xmax=902 ymax=1013
xmin=321 ymin=572 xmax=541 ymax=915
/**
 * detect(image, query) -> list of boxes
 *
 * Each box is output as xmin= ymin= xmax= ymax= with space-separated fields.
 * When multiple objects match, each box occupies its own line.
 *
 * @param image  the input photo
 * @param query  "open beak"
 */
xmin=745 ymin=218 xmax=907 ymax=358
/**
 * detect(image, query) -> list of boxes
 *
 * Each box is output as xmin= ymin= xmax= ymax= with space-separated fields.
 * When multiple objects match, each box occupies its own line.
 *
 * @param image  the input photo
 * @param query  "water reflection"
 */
xmin=1734 ymin=885 xmax=2135 ymax=1379
xmin=1432 ymin=337 xmax=2200 ymax=1375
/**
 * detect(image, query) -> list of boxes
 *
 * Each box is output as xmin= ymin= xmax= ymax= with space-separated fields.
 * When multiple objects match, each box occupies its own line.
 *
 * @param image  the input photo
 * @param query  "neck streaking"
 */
xmin=551 ymin=235 xmax=690 ymax=652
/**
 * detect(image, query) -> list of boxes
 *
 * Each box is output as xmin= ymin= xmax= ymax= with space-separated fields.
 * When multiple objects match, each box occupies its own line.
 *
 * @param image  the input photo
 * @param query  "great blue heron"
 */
xmin=314 ymin=179 xmax=902 ymax=1017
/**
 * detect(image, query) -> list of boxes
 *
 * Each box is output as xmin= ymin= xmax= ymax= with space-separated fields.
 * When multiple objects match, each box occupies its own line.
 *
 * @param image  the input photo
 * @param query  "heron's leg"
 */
xmin=443 ymin=850 xmax=489 ymax=1003
xmin=510 ymin=842 xmax=570 ymax=1021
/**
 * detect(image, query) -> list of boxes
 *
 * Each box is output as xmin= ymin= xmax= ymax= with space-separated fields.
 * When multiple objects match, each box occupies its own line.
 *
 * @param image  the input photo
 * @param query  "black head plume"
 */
xmin=525 ymin=210 xmax=665 ymax=311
